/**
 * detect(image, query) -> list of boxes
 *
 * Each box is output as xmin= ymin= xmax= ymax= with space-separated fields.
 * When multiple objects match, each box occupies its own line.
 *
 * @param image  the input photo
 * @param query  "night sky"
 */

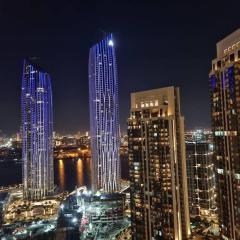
xmin=0 ymin=1 xmax=240 ymax=135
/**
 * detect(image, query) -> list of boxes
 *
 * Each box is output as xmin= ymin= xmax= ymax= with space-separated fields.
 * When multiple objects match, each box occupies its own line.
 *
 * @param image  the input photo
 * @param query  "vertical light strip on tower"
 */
xmin=21 ymin=59 xmax=54 ymax=199
xmin=88 ymin=34 xmax=120 ymax=193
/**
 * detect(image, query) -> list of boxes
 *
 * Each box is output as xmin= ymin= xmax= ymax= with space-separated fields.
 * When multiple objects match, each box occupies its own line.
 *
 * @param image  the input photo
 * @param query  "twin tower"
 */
xmin=21 ymin=34 xmax=120 ymax=199
xmin=21 ymin=34 xmax=191 ymax=239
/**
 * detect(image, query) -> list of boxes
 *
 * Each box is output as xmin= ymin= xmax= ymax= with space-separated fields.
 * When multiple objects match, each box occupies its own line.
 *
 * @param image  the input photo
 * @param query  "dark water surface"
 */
xmin=0 ymin=158 xmax=91 ymax=192
xmin=0 ymin=157 xmax=129 ymax=192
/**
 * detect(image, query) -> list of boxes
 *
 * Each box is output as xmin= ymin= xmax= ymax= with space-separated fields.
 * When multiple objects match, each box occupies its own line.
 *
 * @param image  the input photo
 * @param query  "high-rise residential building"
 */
xmin=185 ymin=130 xmax=216 ymax=219
xmin=128 ymin=87 xmax=190 ymax=240
xmin=210 ymin=29 xmax=240 ymax=240
xmin=21 ymin=59 xmax=54 ymax=199
xmin=88 ymin=34 xmax=120 ymax=193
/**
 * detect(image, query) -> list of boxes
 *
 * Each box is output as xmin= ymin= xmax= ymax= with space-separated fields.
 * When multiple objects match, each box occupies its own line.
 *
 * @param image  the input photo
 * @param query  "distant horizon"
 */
xmin=0 ymin=126 xmax=213 ymax=138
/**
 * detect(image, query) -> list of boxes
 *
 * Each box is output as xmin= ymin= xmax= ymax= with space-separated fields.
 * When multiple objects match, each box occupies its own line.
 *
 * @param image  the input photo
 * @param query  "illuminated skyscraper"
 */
xmin=128 ymin=87 xmax=191 ymax=240
xmin=21 ymin=59 xmax=54 ymax=199
xmin=88 ymin=34 xmax=120 ymax=193
xmin=210 ymin=29 xmax=240 ymax=239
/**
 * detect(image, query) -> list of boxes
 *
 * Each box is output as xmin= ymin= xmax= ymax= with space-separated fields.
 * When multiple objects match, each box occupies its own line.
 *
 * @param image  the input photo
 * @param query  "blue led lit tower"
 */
xmin=89 ymin=34 xmax=120 ymax=193
xmin=21 ymin=59 xmax=54 ymax=199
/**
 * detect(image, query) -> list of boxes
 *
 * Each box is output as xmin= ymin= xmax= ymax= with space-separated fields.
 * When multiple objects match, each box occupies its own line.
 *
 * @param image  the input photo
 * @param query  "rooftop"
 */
xmin=216 ymin=29 xmax=240 ymax=58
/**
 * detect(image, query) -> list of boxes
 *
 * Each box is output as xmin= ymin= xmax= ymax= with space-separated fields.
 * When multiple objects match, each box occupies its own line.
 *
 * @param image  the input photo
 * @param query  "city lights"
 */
xmin=108 ymin=39 xmax=114 ymax=46
xmin=0 ymin=4 xmax=239 ymax=240
xmin=72 ymin=217 xmax=78 ymax=223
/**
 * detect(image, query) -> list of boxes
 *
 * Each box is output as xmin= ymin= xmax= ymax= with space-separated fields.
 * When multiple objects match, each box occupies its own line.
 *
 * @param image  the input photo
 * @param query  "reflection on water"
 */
xmin=0 ymin=159 xmax=92 ymax=192
xmin=58 ymin=159 xmax=65 ymax=191
xmin=54 ymin=157 xmax=91 ymax=192
xmin=76 ymin=158 xmax=84 ymax=187
xmin=0 ymin=155 xmax=128 ymax=192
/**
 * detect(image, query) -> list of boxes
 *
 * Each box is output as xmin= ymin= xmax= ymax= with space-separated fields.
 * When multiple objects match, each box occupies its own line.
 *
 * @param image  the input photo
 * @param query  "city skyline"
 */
xmin=1 ymin=1 xmax=240 ymax=135
xmin=2 ymin=2 xmax=240 ymax=239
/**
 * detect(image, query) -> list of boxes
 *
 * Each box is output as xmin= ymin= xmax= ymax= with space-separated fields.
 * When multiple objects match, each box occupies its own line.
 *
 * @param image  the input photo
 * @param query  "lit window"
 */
xmin=235 ymin=174 xmax=240 ymax=180
xmin=217 ymin=168 xmax=224 ymax=174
